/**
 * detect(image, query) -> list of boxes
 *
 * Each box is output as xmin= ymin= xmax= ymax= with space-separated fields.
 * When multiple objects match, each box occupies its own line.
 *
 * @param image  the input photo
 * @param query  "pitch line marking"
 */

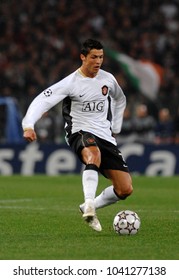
xmin=0 ymin=199 xmax=33 ymax=203
xmin=0 ymin=206 xmax=46 ymax=210
xmin=0 ymin=205 xmax=178 ymax=213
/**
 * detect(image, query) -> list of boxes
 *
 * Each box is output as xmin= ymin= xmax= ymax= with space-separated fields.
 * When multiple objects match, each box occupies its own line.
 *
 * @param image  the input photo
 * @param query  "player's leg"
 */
xmin=94 ymin=169 xmax=133 ymax=209
xmin=92 ymin=138 xmax=133 ymax=209
xmin=69 ymin=131 xmax=102 ymax=231
xmin=80 ymin=146 xmax=102 ymax=231
xmin=81 ymin=145 xmax=100 ymax=216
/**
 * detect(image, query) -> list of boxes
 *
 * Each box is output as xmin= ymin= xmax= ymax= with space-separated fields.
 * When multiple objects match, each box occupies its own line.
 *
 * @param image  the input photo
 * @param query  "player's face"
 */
xmin=80 ymin=49 xmax=104 ymax=77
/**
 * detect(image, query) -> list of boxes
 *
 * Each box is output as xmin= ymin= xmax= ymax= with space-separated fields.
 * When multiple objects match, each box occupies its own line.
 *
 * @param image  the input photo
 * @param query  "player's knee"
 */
xmin=122 ymin=184 xmax=133 ymax=199
xmin=115 ymin=183 xmax=133 ymax=200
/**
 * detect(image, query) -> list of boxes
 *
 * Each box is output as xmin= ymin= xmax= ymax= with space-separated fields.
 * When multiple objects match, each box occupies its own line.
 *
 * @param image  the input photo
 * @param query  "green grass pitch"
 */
xmin=0 ymin=175 xmax=178 ymax=260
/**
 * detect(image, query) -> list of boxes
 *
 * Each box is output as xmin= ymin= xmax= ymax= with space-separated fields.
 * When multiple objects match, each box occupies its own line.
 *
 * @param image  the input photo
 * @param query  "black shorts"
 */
xmin=68 ymin=130 xmax=129 ymax=176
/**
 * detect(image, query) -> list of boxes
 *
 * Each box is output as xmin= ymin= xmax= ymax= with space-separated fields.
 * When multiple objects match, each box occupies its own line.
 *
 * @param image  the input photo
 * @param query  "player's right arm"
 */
xmin=22 ymin=91 xmax=64 ymax=142
xmin=22 ymin=76 xmax=71 ymax=141
xmin=22 ymin=91 xmax=59 ymax=142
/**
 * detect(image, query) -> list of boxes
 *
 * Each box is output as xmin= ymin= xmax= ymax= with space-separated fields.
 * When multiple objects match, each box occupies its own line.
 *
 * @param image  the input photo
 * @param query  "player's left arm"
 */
xmin=110 ymin=77 xmax=126 ymax=134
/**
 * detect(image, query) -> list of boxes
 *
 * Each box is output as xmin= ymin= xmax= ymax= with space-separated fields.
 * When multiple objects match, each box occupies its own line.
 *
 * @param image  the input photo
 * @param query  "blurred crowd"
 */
xmin=0 ymin=0 xmax=179 ymax=144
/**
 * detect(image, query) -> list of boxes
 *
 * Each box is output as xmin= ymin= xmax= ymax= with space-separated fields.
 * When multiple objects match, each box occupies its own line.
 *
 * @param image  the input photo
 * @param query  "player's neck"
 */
xmin=78 ymin=67 xmax=97 ymax=78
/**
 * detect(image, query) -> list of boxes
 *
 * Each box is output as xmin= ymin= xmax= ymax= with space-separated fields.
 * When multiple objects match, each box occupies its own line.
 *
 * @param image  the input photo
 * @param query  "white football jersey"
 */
xmin=22 ymin=69 xmax=126 ymax=145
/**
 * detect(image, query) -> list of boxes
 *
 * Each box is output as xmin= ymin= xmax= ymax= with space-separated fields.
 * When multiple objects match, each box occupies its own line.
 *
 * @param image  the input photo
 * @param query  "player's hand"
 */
xmin=112 ymin=133 xmax=117 ymax=138
xmin=23 ymin=128 xmax=37 ymax=142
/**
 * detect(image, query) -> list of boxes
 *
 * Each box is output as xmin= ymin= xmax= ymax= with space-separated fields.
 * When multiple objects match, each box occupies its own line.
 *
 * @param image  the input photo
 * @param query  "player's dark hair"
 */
xmin=81 ymin=39 xmax=103 ymax=56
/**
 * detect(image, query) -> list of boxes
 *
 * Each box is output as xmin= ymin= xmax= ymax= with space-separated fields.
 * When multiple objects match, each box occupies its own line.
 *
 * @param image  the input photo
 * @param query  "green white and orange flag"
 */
xmin=106 ymin=48 xmax=164 ymax=100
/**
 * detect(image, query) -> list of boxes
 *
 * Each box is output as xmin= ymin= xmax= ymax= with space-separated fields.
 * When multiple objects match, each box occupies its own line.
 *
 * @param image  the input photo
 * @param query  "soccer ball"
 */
xmin=113 ymin=210 xmax=141 ymax=235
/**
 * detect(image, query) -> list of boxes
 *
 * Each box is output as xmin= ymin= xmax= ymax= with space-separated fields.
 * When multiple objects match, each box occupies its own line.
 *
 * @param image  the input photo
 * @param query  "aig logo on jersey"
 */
xmin=102 ymin=85 xmax=108 ymax=96
xmin=82 ymin=100 xmax=104 ymax=112
xmin=43 ymin=88 xmax=52 ymax=97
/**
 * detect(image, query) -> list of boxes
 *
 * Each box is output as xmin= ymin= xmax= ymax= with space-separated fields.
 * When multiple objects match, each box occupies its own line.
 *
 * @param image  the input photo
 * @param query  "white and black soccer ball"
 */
xmin=113 ymin=210 xmax=141 ymax=235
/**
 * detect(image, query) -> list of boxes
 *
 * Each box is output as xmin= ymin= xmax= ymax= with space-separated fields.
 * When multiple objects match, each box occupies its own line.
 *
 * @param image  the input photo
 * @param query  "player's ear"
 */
xmin=80 ymin=54 xmax=86 ymax=61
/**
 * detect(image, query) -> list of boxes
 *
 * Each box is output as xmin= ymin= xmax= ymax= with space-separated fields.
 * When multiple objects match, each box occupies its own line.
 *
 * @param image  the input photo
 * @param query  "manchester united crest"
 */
xmin=101 ymin=85 xmax=108 ymax=96
xmin=87 ymin=137 xmax=96 ymax=144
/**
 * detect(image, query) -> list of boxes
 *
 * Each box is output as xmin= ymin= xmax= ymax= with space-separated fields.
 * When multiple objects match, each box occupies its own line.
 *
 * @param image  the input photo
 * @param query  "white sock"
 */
xmin=94 ymin=185 xmax=119 ymax=209
xmin=80 ymin=185 xmax=119 ymax=212
xmin=82 ymin=169 xmax=98 ymax=201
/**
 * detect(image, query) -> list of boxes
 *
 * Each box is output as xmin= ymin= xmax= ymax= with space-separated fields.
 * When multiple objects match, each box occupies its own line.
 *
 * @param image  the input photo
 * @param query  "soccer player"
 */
xmin=22 ymin=39 xmax=133 ymax=232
